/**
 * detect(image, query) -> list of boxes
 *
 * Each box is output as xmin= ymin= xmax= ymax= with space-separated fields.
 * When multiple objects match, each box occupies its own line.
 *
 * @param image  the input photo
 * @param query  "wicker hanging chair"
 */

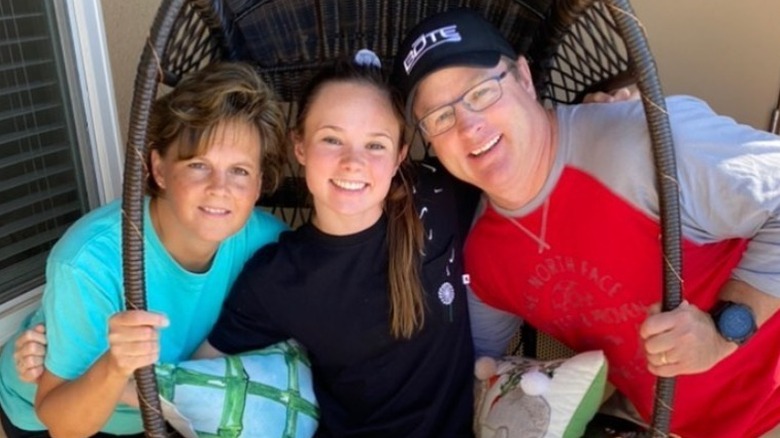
xmin=122 ymin=0 xmax=682 ymax=436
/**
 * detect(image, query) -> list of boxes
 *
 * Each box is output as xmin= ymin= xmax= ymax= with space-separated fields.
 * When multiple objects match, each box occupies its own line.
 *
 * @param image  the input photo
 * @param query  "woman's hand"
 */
xmin=34 ymin=310 xmax=168 ymax=437
xmin=106 ymin=310 xmax=169 ymax=377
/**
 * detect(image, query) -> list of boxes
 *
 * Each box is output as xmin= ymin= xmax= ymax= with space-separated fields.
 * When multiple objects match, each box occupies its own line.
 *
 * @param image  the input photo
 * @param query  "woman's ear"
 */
xmin=398 ymin=143 xmax=410 ymax=163
xmin=255 ymin=172 xmax=263 ymax=201
xmin=150 ymin=149 xmax=166 ymax=190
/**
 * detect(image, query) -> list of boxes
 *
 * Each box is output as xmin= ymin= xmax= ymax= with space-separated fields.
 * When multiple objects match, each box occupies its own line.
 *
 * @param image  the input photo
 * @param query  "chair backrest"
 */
xmin=134 ymin=0 xmax=638 ymax=223
xmin=122 ymin=1 xmax=680 ymax=436
xmin=138 ymin=0 xmax=637 ymax=109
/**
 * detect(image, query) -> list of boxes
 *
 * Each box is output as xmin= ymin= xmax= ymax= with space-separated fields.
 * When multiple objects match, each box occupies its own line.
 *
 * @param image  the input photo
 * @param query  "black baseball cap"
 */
xmin=392 ymin=8 xmax=517 ymax=121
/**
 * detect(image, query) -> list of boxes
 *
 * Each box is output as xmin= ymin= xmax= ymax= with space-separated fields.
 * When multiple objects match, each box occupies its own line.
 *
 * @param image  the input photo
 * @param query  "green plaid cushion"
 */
xmin=156 ymin=340 xmax=318 ymax=438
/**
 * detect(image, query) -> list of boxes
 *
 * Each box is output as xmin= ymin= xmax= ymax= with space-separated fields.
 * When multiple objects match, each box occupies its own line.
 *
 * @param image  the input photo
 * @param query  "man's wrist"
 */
xmin=709 ymin=300 xmax=757 ymax=346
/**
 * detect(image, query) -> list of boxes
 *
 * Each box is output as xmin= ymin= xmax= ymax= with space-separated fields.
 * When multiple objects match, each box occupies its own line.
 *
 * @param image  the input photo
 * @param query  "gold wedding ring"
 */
xmin=660 ymin=352 xmax=669 ymax=366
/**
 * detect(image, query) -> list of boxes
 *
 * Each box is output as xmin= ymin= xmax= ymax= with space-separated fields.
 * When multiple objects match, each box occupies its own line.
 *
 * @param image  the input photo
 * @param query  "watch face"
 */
xmin=717 ymin=304 xmax=756 ymax=342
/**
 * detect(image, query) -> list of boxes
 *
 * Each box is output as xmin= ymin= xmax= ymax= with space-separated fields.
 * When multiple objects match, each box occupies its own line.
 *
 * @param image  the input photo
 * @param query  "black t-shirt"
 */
xmin=209 ymin=161 xmax=479 ymax=437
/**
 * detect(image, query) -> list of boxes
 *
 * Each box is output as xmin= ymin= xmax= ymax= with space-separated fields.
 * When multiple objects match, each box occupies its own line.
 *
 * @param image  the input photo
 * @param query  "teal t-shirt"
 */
xmin=0 ymin=198 xmax=285 ymax=433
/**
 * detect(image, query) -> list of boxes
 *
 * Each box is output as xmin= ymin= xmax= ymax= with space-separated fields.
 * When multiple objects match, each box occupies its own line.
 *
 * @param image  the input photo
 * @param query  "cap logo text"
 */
xmin=403 ymin=25 xmax=461 ymax=74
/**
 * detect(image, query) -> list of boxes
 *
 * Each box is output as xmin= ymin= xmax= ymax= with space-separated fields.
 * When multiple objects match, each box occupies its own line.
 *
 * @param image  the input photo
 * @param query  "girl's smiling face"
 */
xmin=294 ymin=80 xmax=407 ymax=235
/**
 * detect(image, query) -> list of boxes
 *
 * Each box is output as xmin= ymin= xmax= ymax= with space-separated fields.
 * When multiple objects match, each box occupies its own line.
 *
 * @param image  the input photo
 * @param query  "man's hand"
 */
xmin=14 ymin=324 xmax=47 ymax=383
xmin=583 ymin=85 xmax=640 ymax=104
xmin=639 ymin=300 xmax=736 ymax=377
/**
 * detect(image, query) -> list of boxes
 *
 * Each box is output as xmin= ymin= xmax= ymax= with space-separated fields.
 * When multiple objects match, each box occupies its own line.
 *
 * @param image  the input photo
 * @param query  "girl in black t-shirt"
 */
xmin=200 ymin=50 xmax=476 ymax=437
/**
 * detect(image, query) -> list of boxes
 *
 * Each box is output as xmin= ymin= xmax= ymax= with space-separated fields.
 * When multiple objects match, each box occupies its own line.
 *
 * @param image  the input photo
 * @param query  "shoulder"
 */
xmin=414 ymin=158 xmax=480 ymax=211
xmin=553 ymin=102 xmax=653 ymax=205
xmin=414 ymin=158 xmax=472 ymax=193
xmin=227 ymin=208 xmax=288 ymax=254
xmin=239 ymin=227 xmax=299 ymax=277
xmin=415 ymin=157 xmax=481 ymax=235
xmin=47 ymin=199 xmax=122 ymax=266
xmin=555 ymin=98 xmax=723 ymax=193
xmin=246 ymin=208 xmax=288 ymax=237
xmin=413 ymin=159 xmax=480 ymax=262
xmin=227 ymin=228 xmax=303 ymax=305
xmin=560 ymin=95 xmax=773 ymax=148
xmin=558 ymin=99 xmax=648 ymax=131
xmin=665 ymin=96 xmax=779 ymax=147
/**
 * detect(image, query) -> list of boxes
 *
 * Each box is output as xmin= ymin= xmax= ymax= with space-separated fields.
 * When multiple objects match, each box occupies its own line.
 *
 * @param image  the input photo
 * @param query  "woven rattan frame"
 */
xmin=122 ymin=1 xmax=681 ymax=436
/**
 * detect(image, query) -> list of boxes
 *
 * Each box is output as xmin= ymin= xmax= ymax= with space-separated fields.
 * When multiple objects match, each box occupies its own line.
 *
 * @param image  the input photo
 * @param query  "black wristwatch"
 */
xmin=709 ymin=300 xmax=757 ymax=345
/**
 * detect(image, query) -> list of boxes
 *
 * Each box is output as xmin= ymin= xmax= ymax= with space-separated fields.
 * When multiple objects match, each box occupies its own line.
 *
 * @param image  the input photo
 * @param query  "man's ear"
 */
xmin=150 ymin=149 xmax=166 ymax=190
xmin=515 ymin=56 xmax=537 ymax=99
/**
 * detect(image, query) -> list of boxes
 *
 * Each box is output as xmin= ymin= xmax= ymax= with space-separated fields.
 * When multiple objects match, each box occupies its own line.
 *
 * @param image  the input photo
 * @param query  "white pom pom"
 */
xmin=354 ymin=49 xmax=381 ymax=68
xmin=520 ymin=368 xmax=551 ymax=396
xmin=474 ymin=356 xmax=498 ymax=380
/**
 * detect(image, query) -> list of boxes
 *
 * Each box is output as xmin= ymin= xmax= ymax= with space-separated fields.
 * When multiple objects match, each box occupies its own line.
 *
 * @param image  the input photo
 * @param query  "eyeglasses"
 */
xmin=417 ymin=70 xmax=510 ymax=137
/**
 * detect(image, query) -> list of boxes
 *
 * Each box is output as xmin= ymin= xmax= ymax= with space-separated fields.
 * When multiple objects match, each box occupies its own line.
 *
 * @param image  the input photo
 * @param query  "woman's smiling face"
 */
xmin=151 ymin=119 xmax=263 ymax=258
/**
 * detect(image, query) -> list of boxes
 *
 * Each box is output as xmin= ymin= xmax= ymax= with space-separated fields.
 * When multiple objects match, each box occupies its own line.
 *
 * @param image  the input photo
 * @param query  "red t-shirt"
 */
xmin=466 ymin=167 xmax=780 ymax=437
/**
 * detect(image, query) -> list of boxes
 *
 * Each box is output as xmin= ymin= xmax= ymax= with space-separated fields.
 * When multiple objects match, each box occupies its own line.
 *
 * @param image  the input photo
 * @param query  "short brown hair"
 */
xmin=146 ymin=62 xmax=286 ymax=197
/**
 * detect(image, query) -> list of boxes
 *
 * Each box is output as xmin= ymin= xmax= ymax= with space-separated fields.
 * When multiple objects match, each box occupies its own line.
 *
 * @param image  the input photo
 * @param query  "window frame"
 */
xmin=0 ymin=0 xmax=122 ymax=346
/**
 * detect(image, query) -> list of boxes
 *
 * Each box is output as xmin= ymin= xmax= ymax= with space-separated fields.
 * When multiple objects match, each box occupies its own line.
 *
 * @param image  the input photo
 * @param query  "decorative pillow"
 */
xmin=474 ymin=350 xmax=607 ymax=438
xmin=155 ymin=340 xmax=318 ymax=438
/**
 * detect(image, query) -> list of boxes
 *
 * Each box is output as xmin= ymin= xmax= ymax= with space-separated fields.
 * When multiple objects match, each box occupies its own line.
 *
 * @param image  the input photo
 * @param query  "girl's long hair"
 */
xmin=294 ymin=57 xmax=425 ymax=339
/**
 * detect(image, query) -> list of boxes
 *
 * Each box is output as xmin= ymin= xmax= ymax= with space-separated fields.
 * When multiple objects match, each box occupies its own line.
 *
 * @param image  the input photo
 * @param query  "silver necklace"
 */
xmin=505 ymin=198 xmax=550 ymax=253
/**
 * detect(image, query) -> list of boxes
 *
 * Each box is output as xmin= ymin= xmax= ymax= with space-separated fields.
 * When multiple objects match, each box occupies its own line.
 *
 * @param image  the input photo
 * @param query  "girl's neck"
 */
xmin=150 ymin=198 xmax=217 ymax=272
xmin=311 ymin=208 xmax=383 ymax=236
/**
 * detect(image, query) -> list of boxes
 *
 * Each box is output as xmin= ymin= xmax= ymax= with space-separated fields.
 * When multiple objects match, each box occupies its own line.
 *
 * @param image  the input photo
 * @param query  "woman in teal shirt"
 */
xmin=0 ymin=62 xmax=288 ymax=438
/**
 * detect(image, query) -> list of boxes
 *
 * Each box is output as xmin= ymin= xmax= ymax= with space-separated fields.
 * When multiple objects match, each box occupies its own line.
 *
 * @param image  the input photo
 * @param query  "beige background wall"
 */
xmin=632 ymin=0 xmax=780 ymax=131
xmin=100 ymin=0 xmax=780 ymax=138
xmin=100 ymin=0 xmax=161 ymax=144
